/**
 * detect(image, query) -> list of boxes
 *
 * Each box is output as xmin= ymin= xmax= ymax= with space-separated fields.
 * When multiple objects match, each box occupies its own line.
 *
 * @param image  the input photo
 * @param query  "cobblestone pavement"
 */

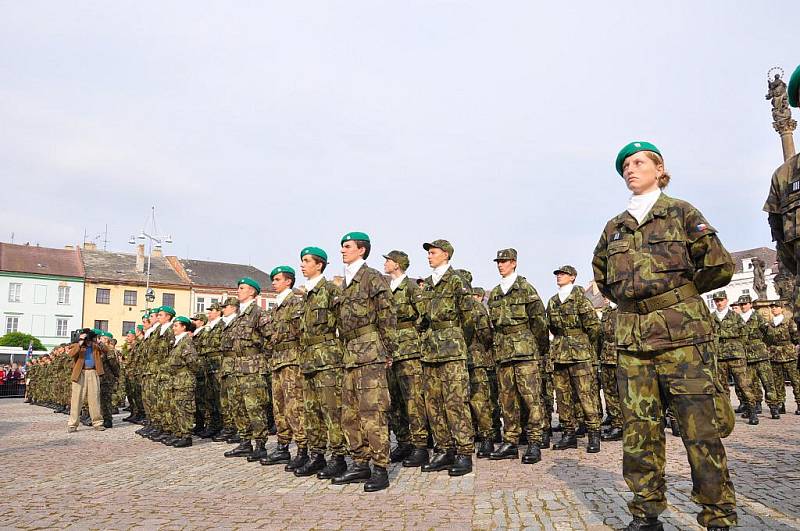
xmin=1 ymin=392 xmax=799 ymax=530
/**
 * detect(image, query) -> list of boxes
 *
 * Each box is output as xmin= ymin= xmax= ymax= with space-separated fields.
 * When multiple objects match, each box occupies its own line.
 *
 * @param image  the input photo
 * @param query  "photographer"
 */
xmin=66 ymin=328 xmax=107 ymax=432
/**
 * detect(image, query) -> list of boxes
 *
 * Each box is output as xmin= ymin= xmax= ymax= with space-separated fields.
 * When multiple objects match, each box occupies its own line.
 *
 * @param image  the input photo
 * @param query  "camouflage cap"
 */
xmin=553 ymin=265 xmax=577 ymax=277
xmin=712 ymin=290 xmax=728 ymax=301
xmin=207 ymin=301 xmax=224 ymax=312
xmin=615 ymin=141 xmax=662 ymax=176
xmin=237 ymin=276 xmax=261 ymax=294
xmin=223 ymin=296 xmax=240 ymax=308
xmin=789 ymin=64 xmax=800 ymax=108
xmin=382 ymin=250 xmax=410 ymax=270
xmin=191 ymin=312 xmax=208 ymax=324
xmin=493 ymin=248 xmax=517 ymax=262
xmin=770 ymin=300 xmax=783 ymax=307
xmin=454 ymin=268 xmax=473 ymax=284
xmin=737 ymin=294 xmax=752 ymax=304
xmin=423 ymin=239 xmax=454 ymax=258
xmin=472 ymin=286 xmax=485 ymax=298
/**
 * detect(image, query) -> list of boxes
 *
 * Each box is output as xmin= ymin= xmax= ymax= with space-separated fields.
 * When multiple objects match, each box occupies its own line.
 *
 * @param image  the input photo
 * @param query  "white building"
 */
xmin=0 ymin=243 xmax=85 ymax=349
xmin=701 ymin=247 xmax=778 ymax=309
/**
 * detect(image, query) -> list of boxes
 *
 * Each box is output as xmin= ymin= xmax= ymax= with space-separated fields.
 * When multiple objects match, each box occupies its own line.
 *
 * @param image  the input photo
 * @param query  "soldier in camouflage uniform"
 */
xmin=486 ymin=248 xmax=549 ymax=465
xmin=711 ymin=291 xmax=758 ymax=425
xmin=197 ymin=303 xmax=225 ymax=438
xmin=599 ymin=299 xmax=623 ymax=441
xmin=546 ymin=265 xmax=602 ymax=453
xmin=191 ymin=312 xmax=209 ymax=434
xmin=163 ymin=316 xmax=200 ymax=447
xmin=764 ymin=301 xmax=800 ymax=415
xmin=136 ymin=310 xmax=162 ymax=438
xmin=737 ymin=295 xmax=780 ymax=419
xmin=215 ymin=298 xmax=242 ymax=444
xmin=148 ymin=306 xmax=176 ymax=443
xmin=122 ymin=327 xmax=145 ymax=423
xmin=294 ymin=247 xmax=348 ymax=479
xmin=330 ymin=232 xmax=396 ymax=492
xmin=222 ymin=278 xmax=271 ymax=462
xmin=764 ymin=65 xmax=800 ymax=328
xmin=593 ymin=141 xmax=737 ymax=530
xmin=98 ymin=332 xmax=120 ymax=428
xmin=417 ymin=239 xmax=476 ymax=477
xmin=383 ymin=250 xmax=430 ymax=467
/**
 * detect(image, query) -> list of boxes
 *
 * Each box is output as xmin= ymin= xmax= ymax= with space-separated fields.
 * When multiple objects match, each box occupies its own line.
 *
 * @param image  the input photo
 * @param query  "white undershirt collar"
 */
xmin=345 ymin=259 xmax=366 ymax=286
xmin=173 ymin=332 xmax=188 ymax=346
xmin=627 ymin=188 xmax=662 ymax=225
xmin=431 ymin=263 xmax=451 ymax=286
xmin=276 ymin=288 xmax=293 ymax=306
xmin=304 ymin=274 xmax=325 ymax=293
xmin=500 ymin=272 xmax=518 ymax=295
xmin=390 ymin=274 xmax=407 ymax=292
xmin=558 ymin=283 xmax=575 ymax=303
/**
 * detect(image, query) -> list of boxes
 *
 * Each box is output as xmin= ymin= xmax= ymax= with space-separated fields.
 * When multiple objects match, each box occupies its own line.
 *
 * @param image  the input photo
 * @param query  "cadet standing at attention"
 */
xmin=331 ymin=232 xmax=396 ymax=492
xmin=764 ymin=301 xmax=800 ymax=415
xmin=592 ymin=141 xmax=737 ymax=530
xmin=486 ymin=248 xmax=549 ymax=465
xmin=164 ymin=316 xmax=199 ymax=448
xmin=737 ymin=295 xmax=780 ymax=419
xmin=599 ymin=299 xmax=623 ymax=441
xmin=216 ymin=298 xmax=241 ymax=444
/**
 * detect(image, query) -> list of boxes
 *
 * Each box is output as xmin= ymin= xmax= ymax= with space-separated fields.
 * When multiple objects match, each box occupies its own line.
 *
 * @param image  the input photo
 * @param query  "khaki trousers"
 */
xmin=68 ymin=369 xmax=102 ymax=428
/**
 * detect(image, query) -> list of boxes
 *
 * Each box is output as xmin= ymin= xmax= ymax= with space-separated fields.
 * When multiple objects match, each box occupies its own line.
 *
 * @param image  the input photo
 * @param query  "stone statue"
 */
xmin=752 ymin=257 xmax=768 ymax=300
xmin=767 ymin=73 xmax=793 ymax=123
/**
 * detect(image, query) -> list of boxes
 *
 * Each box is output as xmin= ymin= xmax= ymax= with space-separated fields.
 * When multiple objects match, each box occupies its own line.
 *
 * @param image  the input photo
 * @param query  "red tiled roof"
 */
xmin=0 ymin=243 xmax=84 ymax=278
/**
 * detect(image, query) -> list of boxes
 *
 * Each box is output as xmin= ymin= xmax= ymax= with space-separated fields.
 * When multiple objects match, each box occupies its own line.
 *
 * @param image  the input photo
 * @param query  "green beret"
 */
xmin=615 ymin=141 xmax=662 ymax=176
xmin=270 ymin=266 xmax=295 ymax=280
xmin=789 ymin=64 xmax=800 ymax=108
xmin=237 ymin=277 xmax=261 ymax=294
xmin=136 ymin=324 xmax=144 ymax=331
xmin=91 ymin=328 xmax=103 ymax=336
xmin=159 ymin=305 xmax=176 ymax=316
xmin=126 ymin=329 xmax=136 ymax=336
xmin=174 ymin=316 xmax=192 ymax=326
xmin=300 ymin=246 xmax=328 ymax=262
xmin=102 ymin=331 xmax=113 ymax=338
xmin=341 ymin=231 xmax=370 ymax=244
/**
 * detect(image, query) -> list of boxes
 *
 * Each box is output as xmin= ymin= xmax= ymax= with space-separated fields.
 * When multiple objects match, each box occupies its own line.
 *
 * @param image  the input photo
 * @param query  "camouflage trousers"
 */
xmin=113 ymin=373 xmax=126 ymax=408
xmin=772 ymin=359 xmax=800 ymax=407
xmin=303 ymin=368 xmax=346 ymax=456
xmin=341 ymin=363 xmax=390 ymax=467
xmin=125 ymin=373 xmax=144 ymax=418
xmin=154 ymin=374 xmax=172 ymax=429
xmin=423 ymin=359 xmax=474 ymax=455
xmin=230 ymin=372 xmax=270 ymax=442
xmin=600 ymin=363 xmax=623 ymax=429
xmin=141 ymin=375 xmax=155 ymax=421
xmin=167 ymin=374 xmax=196 ymax=438
xmin=99 ymin=376 xmax=117 ymax=422
xmin=219 ymin=372 xmax=238 ymax=432
xmin=738 ymin=360 xmax=778 ymax=408
xmin=388 ymin=358 xmax=428 ymax=447
xmin=272 ymin=364 xmax=306 ymax=447
xmin=195 ymin=364 xmax=222 ymax=430
xmin=497 ymin=360 xmax=543 ymax=445
xmin=553 ymin=361 xmax=601 ymax=431
xmin=468 ymin=366 xmax=498 ymax=440
xmin=717 ymin=358 xmax=755 ymax=408
xmin=618 ymin=344 xmax=737 ymax=528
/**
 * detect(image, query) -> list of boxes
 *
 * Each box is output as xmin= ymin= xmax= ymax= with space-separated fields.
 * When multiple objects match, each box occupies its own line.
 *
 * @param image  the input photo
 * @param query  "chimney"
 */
xmin=152 ymin=247 xmax=163 ymax=258
xmin=136 ymin=244 xmax=145 ymax=273
xmin=64 ymin=245 xmax=74 ymax=250
xmin=83 ymin=242 xmax=97 ymax=250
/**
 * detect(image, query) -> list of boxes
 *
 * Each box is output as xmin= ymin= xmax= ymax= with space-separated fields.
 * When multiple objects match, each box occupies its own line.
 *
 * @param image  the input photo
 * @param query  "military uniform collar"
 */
xmin=304 ymin=274 xmax=325 ymax=294
xmin=275 ymin=289 xmax=292 ymax=307
xmin=613 ymin=193 xmax=671 ymax=229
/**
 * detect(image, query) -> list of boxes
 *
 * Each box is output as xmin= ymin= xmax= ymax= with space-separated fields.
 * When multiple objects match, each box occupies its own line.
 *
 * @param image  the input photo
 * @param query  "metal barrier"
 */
xmin=0 ymin=382 xmax=26 ymax=398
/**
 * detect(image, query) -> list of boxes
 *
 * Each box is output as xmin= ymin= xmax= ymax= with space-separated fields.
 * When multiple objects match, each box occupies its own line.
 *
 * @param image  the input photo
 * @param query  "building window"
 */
xmin=122 ymin=321 xmax=135 ymax=336
xmin=94 ymin=320 xmax=108 ymax=332
xmin=96 ymin=288 xmax=110 ymax=304
xmin=210 ymin=298 xmax=219 ymax=306
xmin=8 ymin=283 xmax=21 ymax=303
xmin=56 ymin=319 xmax=69 ymax=337
xmin=162 ymin=292 xmax=175 ymax=307
xmin=5 ymin=316 xmax=19 ymax=334
xmin=742 ymin=288 xmax=750 ymax=295
xmin=705 ymin=294 xmax=714 ymax=310
xmin=268 ymin=302 xmax=277 ymax=309
xmin=58 ymin=286 xmax=71 ymax=305
xmin=123 ymin=290 xmax=138 ymax=306
xmin=196 ymin=297 xmax=205 ymax=313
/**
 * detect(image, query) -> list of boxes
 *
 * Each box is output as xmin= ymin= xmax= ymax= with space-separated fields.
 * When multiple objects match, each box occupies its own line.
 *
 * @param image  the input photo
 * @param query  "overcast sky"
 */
xmin=1 ymin=2 xmax=798 ymax=296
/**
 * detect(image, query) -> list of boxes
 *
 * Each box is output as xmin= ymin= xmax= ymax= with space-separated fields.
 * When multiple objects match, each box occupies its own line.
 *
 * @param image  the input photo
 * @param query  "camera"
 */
xmin=70 ymin=328 xmax=96 ymax=344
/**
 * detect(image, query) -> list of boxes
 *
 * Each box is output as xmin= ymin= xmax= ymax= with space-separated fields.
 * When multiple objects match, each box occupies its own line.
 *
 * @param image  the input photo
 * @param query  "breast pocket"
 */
xmin=607 ymin=240 xmax=632 ymax=284
xmin=647 ymin=235 xmax=690 ymax=273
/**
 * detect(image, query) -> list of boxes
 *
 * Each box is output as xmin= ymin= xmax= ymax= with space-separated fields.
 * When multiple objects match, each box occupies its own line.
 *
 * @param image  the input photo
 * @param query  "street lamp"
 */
xmin=129 ymin=206 xmax=173 ymax=311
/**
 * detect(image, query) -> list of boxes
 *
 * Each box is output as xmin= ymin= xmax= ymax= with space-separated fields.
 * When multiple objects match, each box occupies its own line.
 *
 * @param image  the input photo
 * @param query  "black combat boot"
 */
xmin=162 ymin=435 xmax=179 ymax=446
xmin=198 ymin=427 xmax=220 ymax=439
xmin=103 ymin=419 xmax=113 ymax=429
xmin=331 ymin=461 xmax=371 ymax=484
xmin=522 ymin=444 xmax=541 ymax=464
xmin=226 ymin=433 xmax=242 ymax=444
xmin=193 ymin=424 xmax=205 ymax=436
xmin=421 ymin=449 xmax=455 ymax=472
xmin=285 ymin=448 xmax=309 ymax=472
xmin=587 ymin=431 xmax=601 ymax=453
xmin=476 ymin=438 xmax=494 ymax=458
xmin=748 ymin=409 xmax=759 ymax=425
xmin=541 ymin=429 xmax=551 ymax=449
xmin=448 ymin=454 xmax=472 ymax=476
xmin=754 ymin=403 xmax=762 ymax=414
xmin=734 ymin=404 xmax=744 ymax=414
xmin=625 ymin=516 xmax=663 ymax=531
xmin=552 ymin=431 xmax=578 ymax=450
xmin=122 ymin=414 xmax=135 ymax=423
xmin=151 ymin=431 xmax=171 ymax=442
xmin=740 ymin=406 xmax=751 ymax=419
xmin=770 ymin=406 xmax=781 ymax=419
xmin=261 ymin=443 xmax=291 ymax=465
xmin=601 ymin=427 xmax=623 ymax=441
xmin=246 ymin=440 xmax=269 ymax=462
xmin=402 ymin=447 xmax=429 ymax=467
xmin=575 ymin=423 xmax=587 ymax=437
xmin=224 ymin=440 xmax=253 ymax=458
xmin=779 ymin=403 xmax=786 ymax=414
xmin=211 ymin=428 xmax=232 ymax=442
xmin=489 ymin=442 xmax=518 ymax=460
xmin=601 ymin=415 xmax=612 ymax=427
xmin=294 ymin=452 xmax=326 ymax=477
xmin=171 ymin=436 xmax=193 ymax=448
xmin=389 ymin=443 xmax=414 ymax=463
xmin=364 ymin=465 xmax=389 ymax=492
xmin=317 ymin=454 xmax=347 ymax=479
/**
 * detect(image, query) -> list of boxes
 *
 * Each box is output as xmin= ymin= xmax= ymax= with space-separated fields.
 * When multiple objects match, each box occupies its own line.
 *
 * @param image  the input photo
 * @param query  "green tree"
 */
xmin=0 ymin=332 xmax=45 ymax=351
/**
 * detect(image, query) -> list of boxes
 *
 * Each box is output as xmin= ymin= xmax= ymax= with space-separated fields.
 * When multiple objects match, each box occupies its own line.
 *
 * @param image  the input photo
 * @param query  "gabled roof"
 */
xmin=0 ymin=243 xmax=84 ymax=278
xmin=82 ymin=249 xmax=188 ymax=286
xmin=730 ymin=247 xmax=777 ymax=274
xmin=173 ymin=258 xmax=272 ymax=291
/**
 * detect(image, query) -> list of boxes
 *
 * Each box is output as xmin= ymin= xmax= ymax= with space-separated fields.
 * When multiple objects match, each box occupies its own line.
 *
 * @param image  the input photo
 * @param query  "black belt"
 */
xmin=343 ymin=324 xmax=377 ymax=341
xmin=430 ymin=320 xmax=458 ymax=331
xmin=618 ymin=282 xmax=698 ymax=314
xmin=304 ymin=332 xmax=336 ymax=346
xmin=84 ymin=368 xmax=96 ymax=371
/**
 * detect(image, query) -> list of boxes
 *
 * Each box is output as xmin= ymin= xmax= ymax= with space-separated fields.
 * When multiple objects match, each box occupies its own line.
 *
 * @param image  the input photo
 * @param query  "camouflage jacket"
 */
xmin=763 ymin=153 xmax=800 ymax=271
xmin=300 ymin=278 xmax=344 ymax=373
xmin=201 ymin=319 xmax=225 ymax=372
xmin=389 ymin=276 xmax=425 ymax=362
xmin=420 ymin=266 xmax=473 ymax=363
xmin=600 ymin=307 xmax=618 ymax=365
xmin=546 ymin=285 xmax=600 ymax=364
xmin=741 ymin=311 xmax=770 ymax=362
xmin=592 ymin=193 xmax=734 ymax=352
xmin=152 ymin=324 xmax=175 ymax=376
xmin=764 ymin=317 xmax=799 ymax=362
xmin=220 ymin=320 xmax=236 ymax=375
xmin=466 ymin=301 xmax=494 ymax=368
xmin=266 ymin=292 xmax=303 ymax=371
xmin=167 ymin=335 xmax=200 ymax=387
xmin=228 ymin=300 xmax=270 ymax=374
xmin=140 ymin=325 xmax=162 ymax=376
xmin=337 ymin=263 xmax=397 ymax=368
xmin=713 ymin=310 xmax=746 ymax=360
xmin=488 ymin=275 xmax=548 ymax=365
xmin=100 ymin=348 xmax=120 ymax=382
